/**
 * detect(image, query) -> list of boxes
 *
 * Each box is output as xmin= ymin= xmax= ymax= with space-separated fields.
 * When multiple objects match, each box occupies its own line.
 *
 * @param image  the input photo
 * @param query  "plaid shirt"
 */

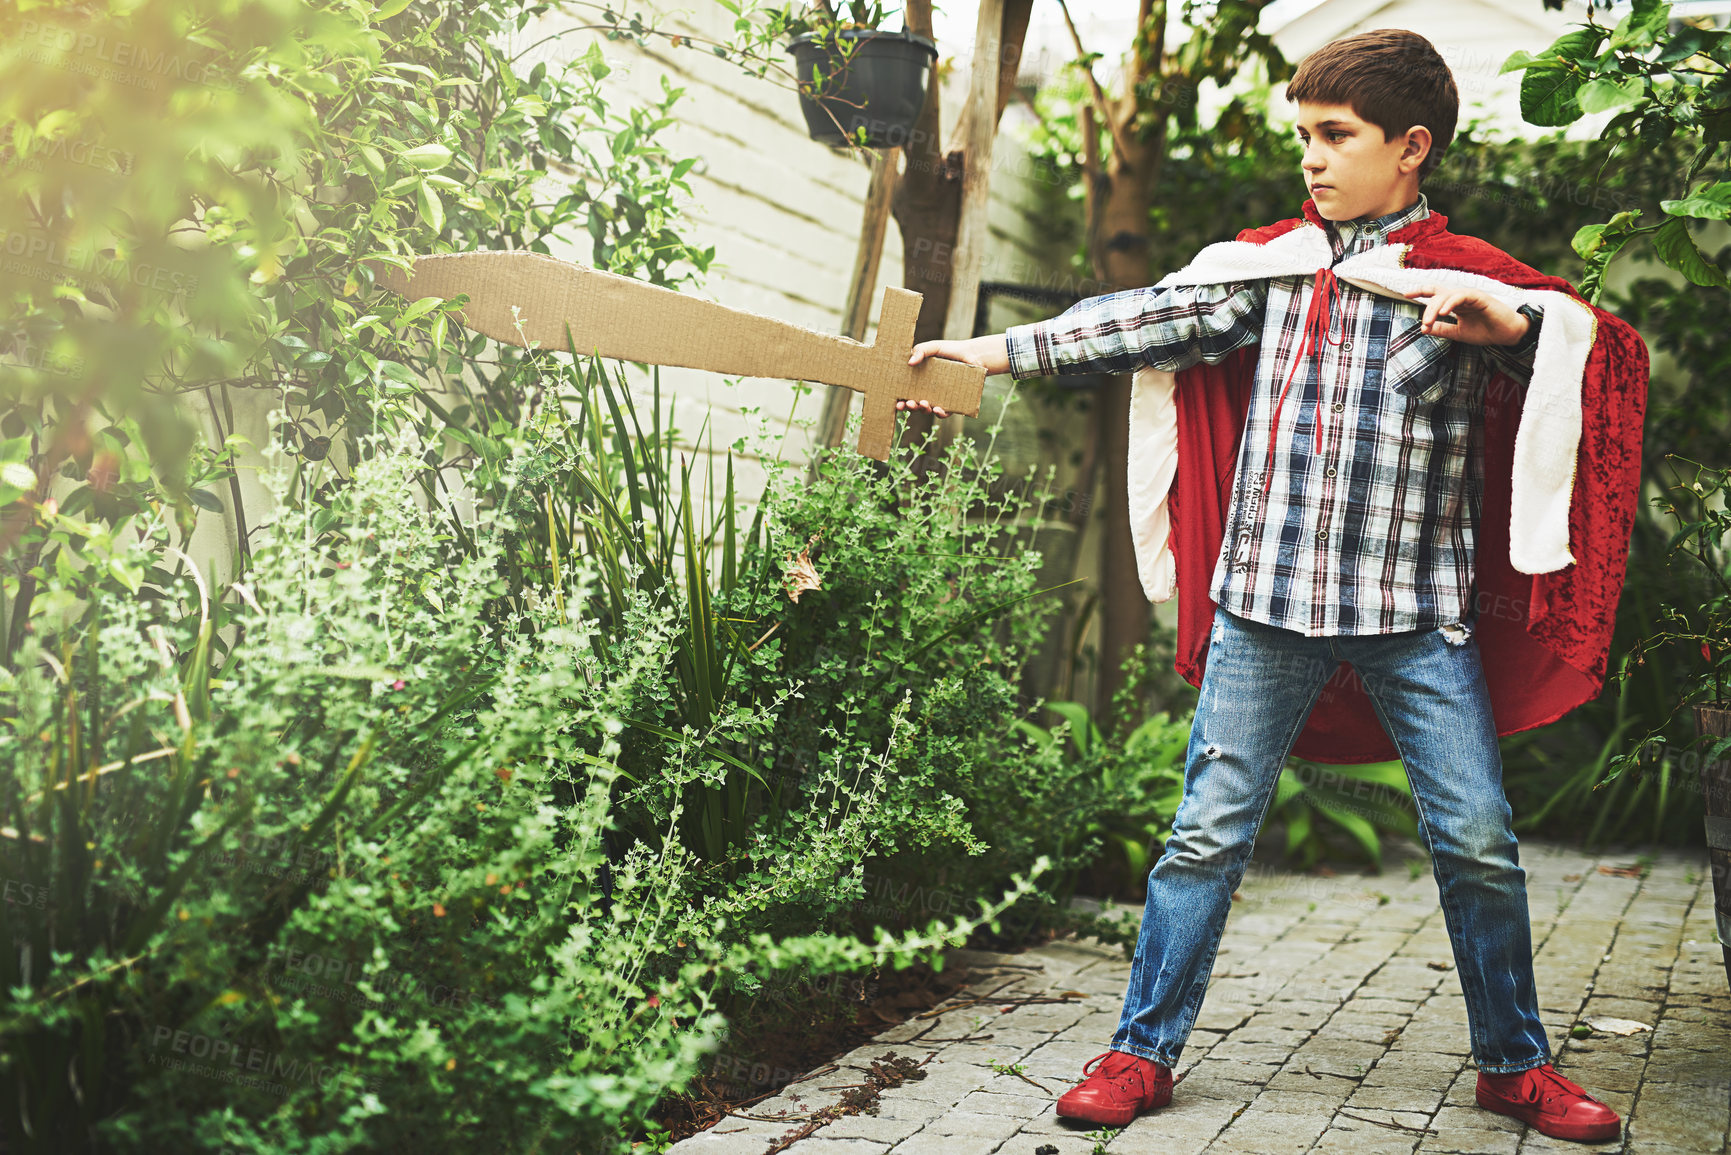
xmin=1004 ymin=195 xmax=1546 ymax=637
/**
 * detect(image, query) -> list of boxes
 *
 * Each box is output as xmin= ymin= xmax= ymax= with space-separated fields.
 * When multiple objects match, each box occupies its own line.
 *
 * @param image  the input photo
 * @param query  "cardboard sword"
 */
xmin=367 ymin=250 xmax=985 ymax=460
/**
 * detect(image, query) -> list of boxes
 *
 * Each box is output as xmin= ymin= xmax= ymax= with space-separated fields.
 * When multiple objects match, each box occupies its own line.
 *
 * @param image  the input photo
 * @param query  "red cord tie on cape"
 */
xmin=1261 ymin=266 xmax=1344 ymax=499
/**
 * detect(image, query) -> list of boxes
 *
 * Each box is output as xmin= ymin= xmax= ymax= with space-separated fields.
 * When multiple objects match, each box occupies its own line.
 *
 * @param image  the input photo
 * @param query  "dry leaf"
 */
xmin=1583 ymin=1017 xmax=1651 ymax=1036
xmin=1597 ymin=863 xmax=1645 ymax=879
xmin=785 ymin=535 xmax=822 ymax=603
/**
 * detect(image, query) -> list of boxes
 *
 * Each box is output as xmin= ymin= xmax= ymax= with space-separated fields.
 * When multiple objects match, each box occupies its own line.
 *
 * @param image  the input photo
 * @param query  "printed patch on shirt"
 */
xmin=1386 ymin=314 xmax=1456 ymax=404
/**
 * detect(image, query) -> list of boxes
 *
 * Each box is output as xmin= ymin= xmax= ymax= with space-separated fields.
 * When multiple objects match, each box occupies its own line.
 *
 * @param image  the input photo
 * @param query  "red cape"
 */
xmin=1168 ymin=203 xmax=1651 ymax=764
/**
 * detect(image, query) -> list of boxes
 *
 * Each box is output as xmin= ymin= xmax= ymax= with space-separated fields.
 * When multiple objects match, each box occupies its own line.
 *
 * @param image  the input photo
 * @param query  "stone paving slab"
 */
xmin=671 ymin=840 xmax=1728 ymax=1155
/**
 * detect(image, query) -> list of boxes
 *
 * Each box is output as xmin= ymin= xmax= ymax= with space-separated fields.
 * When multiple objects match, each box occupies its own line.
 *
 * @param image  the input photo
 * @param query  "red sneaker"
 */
xmin=1476 ymin=1063 xmax=1621 ymax=1142
xmin=1055 ymin=1050 xmax=1173 ymax=1127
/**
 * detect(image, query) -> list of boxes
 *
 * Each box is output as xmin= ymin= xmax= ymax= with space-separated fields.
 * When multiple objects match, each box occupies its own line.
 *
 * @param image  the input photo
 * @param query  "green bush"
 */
xmin=0 ymin=426 xmax=1050 ymax=1154
xmin=1009 ymin=697 xmax=1189 ymax=905
xmin=628 ymin=419 xmax=1135 ymax=959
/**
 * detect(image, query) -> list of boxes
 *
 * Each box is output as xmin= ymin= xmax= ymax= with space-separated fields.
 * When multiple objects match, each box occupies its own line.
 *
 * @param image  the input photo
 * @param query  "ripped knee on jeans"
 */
xmin=1439 ymin=620 xmax=1472 ymax=646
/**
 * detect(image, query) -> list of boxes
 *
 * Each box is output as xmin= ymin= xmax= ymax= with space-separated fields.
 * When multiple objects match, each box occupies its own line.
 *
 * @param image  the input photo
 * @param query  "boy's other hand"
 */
xmin=901 ymin=333 xmax=1012 ymax=414
xmin=1405 ymin=286 xmax=1530 ymax=346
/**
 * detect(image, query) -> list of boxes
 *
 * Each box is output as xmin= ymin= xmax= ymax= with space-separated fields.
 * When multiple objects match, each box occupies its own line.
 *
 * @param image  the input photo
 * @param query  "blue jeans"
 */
xmin=1111 ymin=604 xmax=1550 ymax=1075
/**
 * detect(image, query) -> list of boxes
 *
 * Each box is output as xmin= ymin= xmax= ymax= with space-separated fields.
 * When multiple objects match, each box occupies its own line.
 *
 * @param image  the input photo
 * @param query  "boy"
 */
xmin=900 ymin=28 xmax=1648 ymax=1145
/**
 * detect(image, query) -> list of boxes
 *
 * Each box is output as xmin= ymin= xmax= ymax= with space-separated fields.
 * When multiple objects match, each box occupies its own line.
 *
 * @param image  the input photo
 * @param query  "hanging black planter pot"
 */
xmin=785 ymin=27 xmax=938 ymax=148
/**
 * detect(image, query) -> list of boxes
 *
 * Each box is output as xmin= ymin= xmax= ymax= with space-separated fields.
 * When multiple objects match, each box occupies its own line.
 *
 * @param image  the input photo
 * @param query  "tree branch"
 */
xmin=1054 ymin=0 xmax=1132 ymax=169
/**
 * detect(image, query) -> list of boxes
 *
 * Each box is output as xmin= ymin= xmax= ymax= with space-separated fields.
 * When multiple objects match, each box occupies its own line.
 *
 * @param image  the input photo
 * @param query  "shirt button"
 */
xmin=1332 ymin=402 xmax=1345 ymax=412
xmin=1316 ymin=529 xmax=1328 ymax=541
xmin=1343 ymin=341 xmax=1353 ymax=351
xmin=1325 ymin=467 xmax=1337 ymax=478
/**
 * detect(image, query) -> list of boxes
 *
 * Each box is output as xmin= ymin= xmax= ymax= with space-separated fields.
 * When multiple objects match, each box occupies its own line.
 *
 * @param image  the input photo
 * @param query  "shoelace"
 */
xmin=1518 ymin=1065 xmax=1593 ymax=1107
xmin=1080 ymin=1051 xmax=1151 ymax=1096
xmin=1261 ymin=266 xmax=1345 ymax=501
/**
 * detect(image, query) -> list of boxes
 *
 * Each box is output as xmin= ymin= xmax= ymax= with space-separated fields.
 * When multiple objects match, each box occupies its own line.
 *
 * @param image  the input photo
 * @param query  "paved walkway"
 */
xmin=673 ymin=840 xmax=1727 ymax=1155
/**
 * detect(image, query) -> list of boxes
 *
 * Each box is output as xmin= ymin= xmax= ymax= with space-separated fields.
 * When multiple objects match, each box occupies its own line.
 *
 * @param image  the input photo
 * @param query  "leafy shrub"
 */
xmin=656 ymin=422 xmax=1126 ymax=956
xmin=0 ymin=427 xmax=1048 ymax=1154
xmin=1010 ymin=698 xmax=1190 ymax=905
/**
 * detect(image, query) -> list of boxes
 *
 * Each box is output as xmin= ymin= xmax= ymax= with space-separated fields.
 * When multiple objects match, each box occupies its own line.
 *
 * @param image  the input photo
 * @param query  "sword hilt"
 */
xmin=854 ymin=287 xmax=984 ymax=461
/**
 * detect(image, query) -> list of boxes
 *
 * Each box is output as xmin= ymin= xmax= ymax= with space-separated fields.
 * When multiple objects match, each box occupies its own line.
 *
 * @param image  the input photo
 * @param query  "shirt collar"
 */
xmin=1327 ymin=193 xmax=1431 ymax=256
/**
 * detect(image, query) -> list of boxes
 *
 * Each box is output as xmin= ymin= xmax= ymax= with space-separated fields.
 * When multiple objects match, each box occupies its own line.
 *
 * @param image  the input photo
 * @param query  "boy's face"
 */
xmin=1293 ymin=102 xmax=1430 ymax=223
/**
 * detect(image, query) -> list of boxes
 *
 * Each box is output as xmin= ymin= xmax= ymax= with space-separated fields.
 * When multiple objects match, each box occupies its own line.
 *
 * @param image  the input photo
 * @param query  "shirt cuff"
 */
xmin=1004 ymin=321 xmax=1048 ymax=380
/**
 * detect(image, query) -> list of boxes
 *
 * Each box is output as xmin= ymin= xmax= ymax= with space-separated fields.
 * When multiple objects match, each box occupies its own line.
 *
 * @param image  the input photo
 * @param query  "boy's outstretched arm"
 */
xmin=899 ymin=280 xmax=1266 ymax=417
xmin=1002 ymin=281 xmax=1265 ymax=380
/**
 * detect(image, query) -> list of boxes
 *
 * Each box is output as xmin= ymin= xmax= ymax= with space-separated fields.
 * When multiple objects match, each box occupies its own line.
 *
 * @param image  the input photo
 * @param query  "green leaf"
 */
xmin=1573 ymin=209 xmax=1640 ymax=260
xmin=1308 ymin=800 xmax=1384 ymax=867
xmin=1572 ymin=209 xmax=1642 ymax=303
xmin=1551 ymin=26 xmax=1609 ymax=62
xmin=378 ymin=359 xmax=420 ymax=386
xmin=1041 ymin=701 xmax=1100 ymax=757
xmin=1610 ymin=0 xmax=1671 ymax=51
xmin=188 ymin=488 xmax=223 ymax=512
xmin=373 ymin=0 xmax=414 ymax=18
xmin=1282 ymin=801 xmax=1313 ymax=856
xmin=417 ymin=180 xmax=445 ymax=234
xmin=397 ymin=294 xmax=445 ymax=326
xmin=1499 ymin=49 xmax=1542 ymax=74
xmin=401 ymin=143 xmax=453 ymax=171
xmin=1661 ymin=181 xmax=1731 ymax=221
xmin=584 ymin=41 xmax=611 ymax=79
xmin=1521 ymin=62 xmax=1586 ymax=127
xmin=1577 ymin=77 xmax=1643 ymax=114
xmin=1573 ymin=223 xmax=1608 ymax=260
xmin=1652 ymin=217 xmax=1729 ymax=289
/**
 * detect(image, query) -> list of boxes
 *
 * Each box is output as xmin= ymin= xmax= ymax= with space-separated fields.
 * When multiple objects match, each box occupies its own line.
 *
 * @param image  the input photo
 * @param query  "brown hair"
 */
xmin=1286 ymin=28 xmax=1459 ymax=180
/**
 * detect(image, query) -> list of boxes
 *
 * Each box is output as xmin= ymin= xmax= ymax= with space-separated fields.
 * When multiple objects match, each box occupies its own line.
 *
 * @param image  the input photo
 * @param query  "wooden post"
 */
xmin=941 ymin=0 xmax=1006 ymax=344
xmin=928 ymin=0 xmax=1007 ymax=461
xmin=813 ymin=148 xmax=901 ymax=468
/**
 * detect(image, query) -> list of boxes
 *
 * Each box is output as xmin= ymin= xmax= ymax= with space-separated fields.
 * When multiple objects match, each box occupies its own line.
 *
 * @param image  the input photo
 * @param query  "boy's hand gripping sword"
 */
xmin=367 ymin=250 xmax=984 ymax=461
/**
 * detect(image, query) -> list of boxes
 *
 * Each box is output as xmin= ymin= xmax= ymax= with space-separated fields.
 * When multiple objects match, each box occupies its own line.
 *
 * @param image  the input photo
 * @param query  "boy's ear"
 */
xmin=1398 ymin=126 xmax=1433 ymax=175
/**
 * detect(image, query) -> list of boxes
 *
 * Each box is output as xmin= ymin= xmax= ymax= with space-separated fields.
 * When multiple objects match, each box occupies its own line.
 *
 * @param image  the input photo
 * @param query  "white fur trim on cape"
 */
xmin=1127 ymin=224 xmax=1589 ymax=605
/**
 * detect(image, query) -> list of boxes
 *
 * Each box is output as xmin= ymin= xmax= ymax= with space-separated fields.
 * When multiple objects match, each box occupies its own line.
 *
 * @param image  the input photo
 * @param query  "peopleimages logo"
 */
xmin=2 ymin=875 xmax=49 ymax=911
xmin=145 ymin=1024 xmax=385 ymax=1097
xmin=202 ymin=830 xmax=340 ymax=890
xmin=0 ymin=135 xmax=134 ymax=176
xmin=0 ymin=229 xmax=200 ymax=298
xmin=268 ymin=943 xmax=504 ymax=1014
xmin=16 ymin=20 xmax=237 ymax=92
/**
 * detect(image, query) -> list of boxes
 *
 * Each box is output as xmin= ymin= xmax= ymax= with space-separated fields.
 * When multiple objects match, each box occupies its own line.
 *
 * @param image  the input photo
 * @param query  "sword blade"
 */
xmin=368 ymin=250 xmax=982 ymax=460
